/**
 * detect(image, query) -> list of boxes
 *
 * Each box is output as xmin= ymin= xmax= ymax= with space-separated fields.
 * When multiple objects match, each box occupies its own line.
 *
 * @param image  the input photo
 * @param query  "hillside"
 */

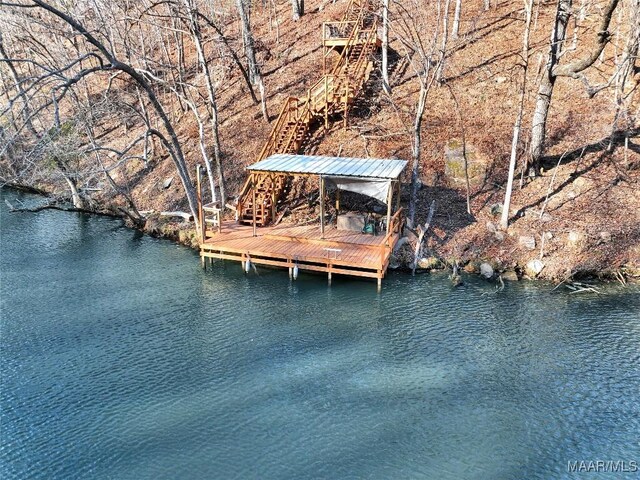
xmin=1 ymin=0 xmax=638 ymax=281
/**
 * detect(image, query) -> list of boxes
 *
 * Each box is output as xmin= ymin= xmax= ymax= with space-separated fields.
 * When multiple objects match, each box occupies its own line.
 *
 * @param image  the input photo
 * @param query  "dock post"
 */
xmin=377 ymin=276 xmax=382 ymax=291
xmin=328 ymin=270 xmax=332 ymax=285
xmin=201 ymin=254 xmax=206 ymax=270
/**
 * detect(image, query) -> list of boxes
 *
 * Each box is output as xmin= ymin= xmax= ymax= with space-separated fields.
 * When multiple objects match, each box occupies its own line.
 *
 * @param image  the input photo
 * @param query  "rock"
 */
xmin=480 ymin=262 xmax=494 ymax=279
xmin=163 ymin=177 xmax=173 ymax=189
xmin=404 ymin=227 xmax=418 ymax=242
xmin=490 ymin=203 xmax=503 ymax=216
xmin=486 ymin=221 xmax=497 ymax=233
xmin=417 ymin=257 xmax=441 ymax=270
xmin=525 ymin=259 xmax=545 ymax=277
xmin=501 ymin=270 xmax=519 ymax=281
xmin=393 ymin=236 xmax=409 ymax=252
xmin=463 ymin=261 xmax=480 ymax=274
xmin=567 ymin=230 xmax=585 ymax=248
xmin=337 ymin=212 xmax=365 ymax=232
xmin=519 ymin=235 xmax=536 ymax=250
xmin=574 ymin=177 xmax=587 ymax=188
xmin=494 ymin=231 xmax=505 ymax=242
xmin=544 ymin=231 xmax=553 ymax=240
xmin=450 ymin=273 xmax=463 ymax=287
xmin=599 ymin=231 xmax=612 ymax=243
xmin=444 ymin=139 xmax=488 ymax=186
xmin=540 ymin=213 xmax=553 ymax=222
xmin=388 ymin=255 xmax=401 ymax=270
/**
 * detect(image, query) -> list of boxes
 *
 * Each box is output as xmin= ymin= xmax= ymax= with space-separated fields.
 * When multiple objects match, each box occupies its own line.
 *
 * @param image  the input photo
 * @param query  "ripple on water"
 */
xmin=2 ymin=190 xmax=640 ymax=480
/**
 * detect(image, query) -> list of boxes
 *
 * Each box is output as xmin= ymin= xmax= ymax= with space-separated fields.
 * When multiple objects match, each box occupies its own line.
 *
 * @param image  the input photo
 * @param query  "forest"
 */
xmin=1 ymin=0 xmax=638 ymax=281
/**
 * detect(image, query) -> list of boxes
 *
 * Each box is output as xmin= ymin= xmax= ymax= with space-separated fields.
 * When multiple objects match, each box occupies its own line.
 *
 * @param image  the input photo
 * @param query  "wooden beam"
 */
xmin=320 ymin=175 xmax=325 ymax=239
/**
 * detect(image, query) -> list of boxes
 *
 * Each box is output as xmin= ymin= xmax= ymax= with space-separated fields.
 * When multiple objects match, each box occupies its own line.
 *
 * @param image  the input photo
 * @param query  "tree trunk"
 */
xmin=437 ymin=0 xmax=452 ymax=83
xmin=187 ymin=4 xmax=227 ymax=205
xmin=409 ymin=85 xmax=428 ymax=227
xmin=0 ymin=33 xmax=37 ymax=135
xmin=529 ymin=0 xmax=619 ymax=173
xmin=382 ymin=0 xmax=390 ymax=93
xmin=502 ymin=0 xmax=534 ymax=230
xmin=529 ymin=0 xmax=571 ymax=174
xmin=236 ymin=0 xmax=268 ymax=121
xmin=291 ymin=0 xmax=304 ymax=20
xmin=452 ymin=0 xmax=462 ymax=40
xmin=236 ymin=0 xmax=258 ymax=84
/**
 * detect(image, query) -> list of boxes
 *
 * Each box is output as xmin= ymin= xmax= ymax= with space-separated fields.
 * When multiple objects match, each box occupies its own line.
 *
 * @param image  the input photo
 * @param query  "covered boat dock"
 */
xmin=198 ymin=154 xmax=407 ymax=287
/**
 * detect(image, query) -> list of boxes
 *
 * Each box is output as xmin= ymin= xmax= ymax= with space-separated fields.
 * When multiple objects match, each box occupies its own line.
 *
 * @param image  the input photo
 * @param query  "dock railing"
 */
xmin=382 ymin=207 xmax=404 ymax=249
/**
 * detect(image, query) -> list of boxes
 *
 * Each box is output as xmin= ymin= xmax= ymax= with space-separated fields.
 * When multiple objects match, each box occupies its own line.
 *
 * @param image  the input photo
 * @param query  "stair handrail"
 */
xmin=347 ymin=20 xmax=378 ymax=87
xmin=280 ymin=99 xmax=311 ymax=155
xmin=257 ymin=96 xmax=299 ymax=162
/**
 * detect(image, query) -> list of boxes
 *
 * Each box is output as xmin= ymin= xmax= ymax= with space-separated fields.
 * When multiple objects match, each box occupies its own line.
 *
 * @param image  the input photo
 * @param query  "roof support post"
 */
xmin=320 ymin=175 xmax=325 ymax=239
xmin=270 ymin=174 xmax=276 ymax=223
xmin=252 ymin=181 xmax=257 ymax=237
xmin=386 ymin=180 xmax=393 ymax=235
xmin=395 ymin=180 xmax=401 ymax=212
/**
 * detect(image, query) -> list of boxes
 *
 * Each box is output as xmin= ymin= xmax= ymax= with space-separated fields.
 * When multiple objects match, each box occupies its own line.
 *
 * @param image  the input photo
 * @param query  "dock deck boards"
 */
xmin=200 ymin=220 xmax=400 ymax=282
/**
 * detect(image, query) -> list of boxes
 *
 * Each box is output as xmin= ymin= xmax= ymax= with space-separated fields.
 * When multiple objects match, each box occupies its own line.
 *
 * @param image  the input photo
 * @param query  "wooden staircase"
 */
xmin=237 ymin=0 xmax=379 ymax=227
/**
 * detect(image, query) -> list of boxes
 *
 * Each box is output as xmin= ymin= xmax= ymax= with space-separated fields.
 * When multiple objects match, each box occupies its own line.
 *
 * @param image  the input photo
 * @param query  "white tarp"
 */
xmin=324 ymin=176 xmax=391 ymax=204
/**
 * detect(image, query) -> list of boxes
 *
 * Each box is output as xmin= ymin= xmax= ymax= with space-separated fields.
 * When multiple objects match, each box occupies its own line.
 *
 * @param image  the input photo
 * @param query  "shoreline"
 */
xmin=3 ymin=185 xmax=637 ymax=285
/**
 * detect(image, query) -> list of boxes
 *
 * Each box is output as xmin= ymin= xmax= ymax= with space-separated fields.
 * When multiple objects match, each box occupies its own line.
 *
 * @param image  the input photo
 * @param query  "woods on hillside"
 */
xmin=1 ymin=0 xmax=638 ymax=243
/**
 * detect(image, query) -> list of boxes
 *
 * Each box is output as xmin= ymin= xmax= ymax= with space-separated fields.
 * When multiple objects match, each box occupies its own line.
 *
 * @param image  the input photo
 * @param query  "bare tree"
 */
xmin=1 ymin=0 xmax=200 ymax=223
xmin=528 ymin=0 xmax=621 ymax=175
xmin=392 ymin=0 xmax=445 ymax=227
xmin=501 ymin=0 xmax=534 ymax=230
xmin=236 ymin=0 xmax=269 ymax=120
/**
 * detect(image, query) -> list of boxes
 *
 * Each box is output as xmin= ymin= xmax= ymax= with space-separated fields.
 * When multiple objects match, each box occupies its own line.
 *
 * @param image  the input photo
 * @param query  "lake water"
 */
xmin=1 ymin=189 xmax=639 ymax=479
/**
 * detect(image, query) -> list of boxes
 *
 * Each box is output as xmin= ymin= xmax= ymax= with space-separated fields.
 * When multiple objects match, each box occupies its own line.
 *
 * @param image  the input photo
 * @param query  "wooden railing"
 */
xmin=382 ymin=207 xmax=404 ymax=248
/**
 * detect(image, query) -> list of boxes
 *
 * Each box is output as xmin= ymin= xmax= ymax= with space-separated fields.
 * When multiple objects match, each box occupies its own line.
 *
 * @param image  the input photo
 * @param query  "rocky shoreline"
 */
xmin=4 ymin=186 xmax=637 ymax=285
xmin=141 ymin=212 xmax=638 ymax=285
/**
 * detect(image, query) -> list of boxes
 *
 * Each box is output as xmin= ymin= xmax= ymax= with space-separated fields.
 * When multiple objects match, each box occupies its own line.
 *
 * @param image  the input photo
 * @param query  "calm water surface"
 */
xmin=1 ymin=190 xmax=639 ymax=479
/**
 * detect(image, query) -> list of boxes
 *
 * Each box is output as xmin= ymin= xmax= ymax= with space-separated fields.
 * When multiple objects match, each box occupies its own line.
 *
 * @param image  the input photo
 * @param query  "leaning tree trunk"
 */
xmin=32 ymin=0 xmax=199 ymax=220
xmin=501 ymin=0 xmax=534 ymax=230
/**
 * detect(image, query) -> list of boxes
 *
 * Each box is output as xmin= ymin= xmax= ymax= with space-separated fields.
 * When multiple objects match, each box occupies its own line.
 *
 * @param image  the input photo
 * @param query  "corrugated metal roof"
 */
xmin=247 ymin=154 xmax=407 ymax=179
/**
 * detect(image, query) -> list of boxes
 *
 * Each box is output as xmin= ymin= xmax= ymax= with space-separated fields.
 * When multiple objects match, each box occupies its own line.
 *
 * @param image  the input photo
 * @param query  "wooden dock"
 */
xmin=200 ymin=210 xmax=403 ymax=286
